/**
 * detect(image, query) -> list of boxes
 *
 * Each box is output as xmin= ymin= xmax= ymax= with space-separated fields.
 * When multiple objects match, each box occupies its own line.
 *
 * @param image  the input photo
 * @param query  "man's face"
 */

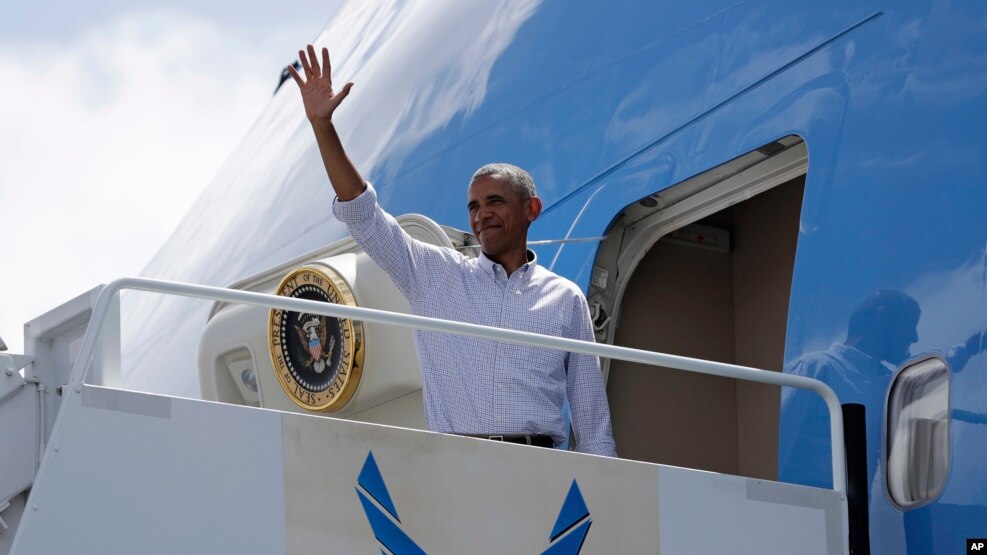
xmin=467 ymin=175 xmax=540 ymax=260
xmin=881 ymin=308 xmax=920 ymax=364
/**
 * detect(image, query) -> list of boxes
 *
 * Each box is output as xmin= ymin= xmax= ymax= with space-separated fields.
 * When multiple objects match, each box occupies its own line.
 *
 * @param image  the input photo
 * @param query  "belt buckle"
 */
xmin=489 ymin=435 xmax=504 ymax=441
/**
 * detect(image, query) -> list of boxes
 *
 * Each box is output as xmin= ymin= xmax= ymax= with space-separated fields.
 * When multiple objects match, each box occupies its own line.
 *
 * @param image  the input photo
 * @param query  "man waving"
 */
xmin=289 ymin=45 xmax=616 ymax=457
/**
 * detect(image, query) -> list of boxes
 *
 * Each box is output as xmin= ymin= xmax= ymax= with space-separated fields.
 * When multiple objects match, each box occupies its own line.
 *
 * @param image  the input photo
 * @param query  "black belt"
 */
xmin=463 ymin=434 xmax=555 ymax=448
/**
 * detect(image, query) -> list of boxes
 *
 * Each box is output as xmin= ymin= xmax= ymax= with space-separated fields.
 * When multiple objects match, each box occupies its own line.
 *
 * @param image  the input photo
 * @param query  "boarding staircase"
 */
xmin=0 ymin=278 xmax=849 ymax=554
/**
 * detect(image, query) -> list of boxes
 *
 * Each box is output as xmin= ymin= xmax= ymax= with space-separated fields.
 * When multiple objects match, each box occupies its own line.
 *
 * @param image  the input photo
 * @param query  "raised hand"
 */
xmin=289 ymin=44 xmax=353 ymax=125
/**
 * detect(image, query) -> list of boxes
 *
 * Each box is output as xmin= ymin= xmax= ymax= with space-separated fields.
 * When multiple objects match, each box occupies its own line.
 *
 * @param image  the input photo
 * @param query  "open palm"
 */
xmin=289 ymin=44 xmax=353 ymax=123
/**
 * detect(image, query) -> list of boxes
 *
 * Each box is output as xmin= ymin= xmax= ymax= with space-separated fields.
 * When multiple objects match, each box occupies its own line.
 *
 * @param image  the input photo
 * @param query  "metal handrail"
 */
xmin=65 ymin=277 xmax=847 ymax=493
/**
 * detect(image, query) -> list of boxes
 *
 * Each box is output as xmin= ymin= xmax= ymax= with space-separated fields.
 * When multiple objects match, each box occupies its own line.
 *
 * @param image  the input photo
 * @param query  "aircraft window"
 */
xmin=885 ymin=356 xmax=950 ymax=508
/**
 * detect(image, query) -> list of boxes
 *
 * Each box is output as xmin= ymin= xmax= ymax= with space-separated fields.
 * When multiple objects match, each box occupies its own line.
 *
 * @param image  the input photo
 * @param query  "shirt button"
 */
xmin=496 ymin=416 xmax=502 ymax=422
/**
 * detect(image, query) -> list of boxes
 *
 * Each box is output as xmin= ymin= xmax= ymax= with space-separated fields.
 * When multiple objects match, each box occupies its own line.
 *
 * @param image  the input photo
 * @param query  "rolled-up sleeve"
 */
xmin=332 ymin=182 xmax=379 ymax=223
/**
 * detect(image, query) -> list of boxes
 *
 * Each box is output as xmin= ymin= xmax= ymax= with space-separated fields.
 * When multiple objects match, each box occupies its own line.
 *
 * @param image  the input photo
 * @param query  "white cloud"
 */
xmin=0 ymin=10 xmax=281 ymax=354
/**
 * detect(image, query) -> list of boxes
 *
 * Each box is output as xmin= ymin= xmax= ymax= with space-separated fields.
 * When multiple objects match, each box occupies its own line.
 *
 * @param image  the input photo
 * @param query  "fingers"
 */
xmin=295 ymin=44 xmax=336 ymax=87
xmin=287 ymin=64 xmax=304 ymax=86
xmin=307 ymin=44 xmax=321 ymax=76
xmin=298 ymin=48 xmax=313 ymax=78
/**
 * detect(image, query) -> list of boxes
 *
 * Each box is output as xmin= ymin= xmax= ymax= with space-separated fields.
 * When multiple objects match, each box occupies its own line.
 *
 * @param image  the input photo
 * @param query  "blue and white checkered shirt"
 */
xmin=333 ymin=184 xmax=616 ymax=457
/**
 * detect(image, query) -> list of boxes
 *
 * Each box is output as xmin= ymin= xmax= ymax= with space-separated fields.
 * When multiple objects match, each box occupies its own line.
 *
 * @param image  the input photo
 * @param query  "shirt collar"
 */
xmin=477 ymin=249 xmax=538 ymax=277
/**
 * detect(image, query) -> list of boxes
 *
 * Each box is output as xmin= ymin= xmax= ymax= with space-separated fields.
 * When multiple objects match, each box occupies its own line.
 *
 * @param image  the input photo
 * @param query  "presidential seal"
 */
xmin=269 ymin=266 xmax=364 ymax=412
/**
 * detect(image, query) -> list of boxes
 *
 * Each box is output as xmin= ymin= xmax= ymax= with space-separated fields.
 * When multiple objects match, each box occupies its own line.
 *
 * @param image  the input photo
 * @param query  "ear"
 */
xmin=526 ymin=196 xmax=543 ymax=222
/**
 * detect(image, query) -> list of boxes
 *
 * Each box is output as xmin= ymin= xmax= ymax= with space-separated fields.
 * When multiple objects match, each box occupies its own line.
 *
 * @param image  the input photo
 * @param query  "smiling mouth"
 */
xmin=478 ymin=224 xmax=503 ymax=235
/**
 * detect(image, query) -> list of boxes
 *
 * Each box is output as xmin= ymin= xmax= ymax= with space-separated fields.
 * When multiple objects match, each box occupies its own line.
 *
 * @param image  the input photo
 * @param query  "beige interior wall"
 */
xmin=606 ymin=241 xmax=739 ymax=473
xmin=731 ymin=176 xmax=805 ymax=479
xmin=605 ymin=176 xmax=804 ymax=478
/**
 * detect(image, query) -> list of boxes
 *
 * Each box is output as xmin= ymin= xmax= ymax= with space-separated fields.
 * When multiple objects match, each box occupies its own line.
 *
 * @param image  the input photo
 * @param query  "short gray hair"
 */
xmin=471 ymin=163 xmax=537 ymax=199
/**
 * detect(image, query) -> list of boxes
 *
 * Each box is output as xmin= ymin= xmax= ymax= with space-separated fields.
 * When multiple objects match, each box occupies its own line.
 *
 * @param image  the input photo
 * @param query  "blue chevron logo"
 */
xmin=542 ymin=480 xmax=592 ymax=554
xmin=355 ymin=452 xmax=426 ymax=555
xmin=355 ymin=451 xmax=592 ymax=554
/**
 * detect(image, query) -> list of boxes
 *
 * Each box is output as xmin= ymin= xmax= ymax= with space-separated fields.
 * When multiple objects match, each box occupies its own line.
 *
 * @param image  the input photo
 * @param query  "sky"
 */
xmin=0 ymin=0 xmax=340 ymax=354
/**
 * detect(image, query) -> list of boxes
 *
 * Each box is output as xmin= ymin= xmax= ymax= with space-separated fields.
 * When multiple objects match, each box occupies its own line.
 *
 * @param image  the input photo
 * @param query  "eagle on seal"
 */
xmin=295 ymin=315 xmax=335 ymax=374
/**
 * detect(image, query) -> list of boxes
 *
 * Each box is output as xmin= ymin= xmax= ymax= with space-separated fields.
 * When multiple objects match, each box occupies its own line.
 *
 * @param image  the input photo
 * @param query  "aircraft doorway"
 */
xmin=588 ymin=137 xmax=806 ymax=480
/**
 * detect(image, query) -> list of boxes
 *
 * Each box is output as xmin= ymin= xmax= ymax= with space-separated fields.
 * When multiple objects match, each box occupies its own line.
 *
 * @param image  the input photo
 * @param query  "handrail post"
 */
xmin=66 ymin=278 xmax=129 ymax=394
